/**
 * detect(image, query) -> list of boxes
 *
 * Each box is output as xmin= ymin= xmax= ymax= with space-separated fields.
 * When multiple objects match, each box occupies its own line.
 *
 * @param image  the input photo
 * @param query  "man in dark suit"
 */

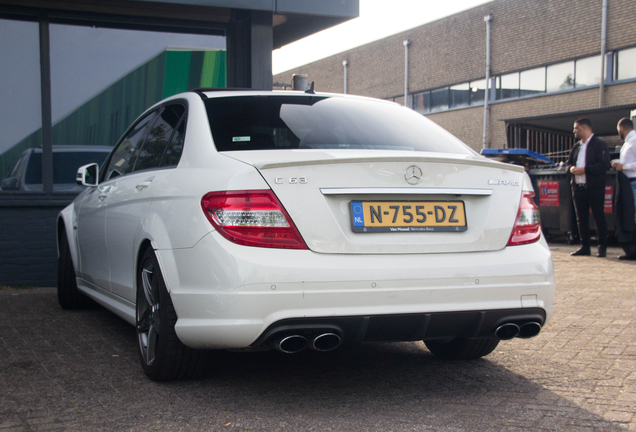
xmin=566 ymin=118 xmax=610 ymax=257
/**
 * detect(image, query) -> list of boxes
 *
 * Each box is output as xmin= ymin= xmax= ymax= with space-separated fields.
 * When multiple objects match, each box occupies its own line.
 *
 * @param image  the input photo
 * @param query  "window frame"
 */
xmin=408 ymin=49 xmax=635 ymax=116
xmin=0 ymin=9 xmax=225 ymax=204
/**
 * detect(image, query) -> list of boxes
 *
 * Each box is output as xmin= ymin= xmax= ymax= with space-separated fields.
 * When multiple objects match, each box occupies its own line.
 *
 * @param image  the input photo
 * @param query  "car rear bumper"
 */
xmin=156 ymin=232 xmax=555 ymax=349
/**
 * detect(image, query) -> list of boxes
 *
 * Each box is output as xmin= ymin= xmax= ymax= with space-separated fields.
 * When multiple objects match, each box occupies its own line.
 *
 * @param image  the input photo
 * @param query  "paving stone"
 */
xmin=1 ymin=245 xmax=636 ymax=430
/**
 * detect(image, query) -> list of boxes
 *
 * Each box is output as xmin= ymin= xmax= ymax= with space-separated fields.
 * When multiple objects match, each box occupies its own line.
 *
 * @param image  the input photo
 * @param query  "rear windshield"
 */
xmin=205 ymin=95 xmax=475 ymax=155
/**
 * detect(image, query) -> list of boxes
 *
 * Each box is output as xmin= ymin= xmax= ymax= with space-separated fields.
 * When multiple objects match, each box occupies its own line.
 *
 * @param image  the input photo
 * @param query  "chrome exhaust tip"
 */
xmin=518 ymin=322 xmax=542 ymax=339
xmin=311 ymin=333 xmax=342 ymax=352
xmin=275 ymin=335 xmax=308 ymax=354
xmin=495 ymin=323 xmax=520 ymax=340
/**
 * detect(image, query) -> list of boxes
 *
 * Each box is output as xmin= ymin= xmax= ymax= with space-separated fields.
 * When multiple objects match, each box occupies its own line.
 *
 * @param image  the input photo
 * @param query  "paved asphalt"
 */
xmin=1 ymin=244 xmax=636 ymax=431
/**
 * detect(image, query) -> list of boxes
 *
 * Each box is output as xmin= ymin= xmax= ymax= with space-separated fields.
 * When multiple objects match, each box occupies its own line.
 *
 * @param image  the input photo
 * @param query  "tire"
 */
xmin=57 ymin=227 xmax=91 ymax=309
xmin=136 ymin=248 xmax=202 ymax=381
xmin=424 ymin=337 xmax=499 ymax=361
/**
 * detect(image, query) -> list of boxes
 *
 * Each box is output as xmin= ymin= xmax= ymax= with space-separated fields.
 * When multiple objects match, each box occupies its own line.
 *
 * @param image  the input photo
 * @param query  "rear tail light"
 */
xmin=507 ymin=191 xmax=542 ymax=246
xmin=201 ymin=190 xmax=308 ymax=249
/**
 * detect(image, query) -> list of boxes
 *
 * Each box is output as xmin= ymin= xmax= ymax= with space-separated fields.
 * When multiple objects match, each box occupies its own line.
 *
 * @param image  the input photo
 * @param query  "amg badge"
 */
xmin=488 ymin=179 xmax=520 ymax=186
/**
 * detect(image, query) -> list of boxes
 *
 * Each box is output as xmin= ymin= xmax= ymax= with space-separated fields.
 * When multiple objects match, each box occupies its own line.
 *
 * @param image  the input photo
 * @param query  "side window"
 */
xmin=133 ymin=104 xmax=185 ymax=172
xmin=102 ymin=110 xmax=157 ymax=181
xmin=161 ymin=111 xmax=186 ymax=168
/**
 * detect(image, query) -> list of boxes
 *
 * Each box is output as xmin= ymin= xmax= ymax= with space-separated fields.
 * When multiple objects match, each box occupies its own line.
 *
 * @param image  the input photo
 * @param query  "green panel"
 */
xmin=163 ymin=51 xmax=192 ymax=98
xmin=200 ymin=50 xmax=227 ymax=88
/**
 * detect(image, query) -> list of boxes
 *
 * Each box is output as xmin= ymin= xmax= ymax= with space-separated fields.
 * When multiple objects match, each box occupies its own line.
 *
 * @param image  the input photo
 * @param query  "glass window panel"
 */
xmin=134 ymin=104 xmax=185 ymax=172
xmin=575 ymin=55 xmax=601 ymax=87
xmin=206 ymin=96 xmax=474 ymax=155
xmin=450 ymin=83 xmax=470 ymax=109
xmin=430 ymin=87 xmax=450 ymax=112
xmin=162 ymin=117 xmax=186 ymax=167
xmin=412 ymin=91 xmax=431 ymax=114
xmin=546 ymin=61 xmax=574 ymax=92
xmin=617 ymin=47 xmax=636 ymax=81
xmin=469 ymin=79 xmax=486 ymax=104
xmin=519 ymin=67 xmax=546 ymax=97
xmin=0 ymin=19 xmax=42 ymax=192
xmin=103 ymin=111 xmax=157 ymax=181
xmin=52 ymin=150 xmax=111 ymax=185
xmin=496 ymin=73 xmax=520 ymax=100
xmin=49 ymin=24 xmax=225 ymax=189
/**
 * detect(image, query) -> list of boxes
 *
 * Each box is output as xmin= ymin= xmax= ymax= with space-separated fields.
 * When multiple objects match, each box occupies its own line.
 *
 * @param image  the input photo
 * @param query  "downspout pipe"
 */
xmin=403 ymin=40 xmax=410 ymax=107
xmin=599 ymin=0 xmax=607 ymax=107
xmin=483 ymin=14 xmax=492 ymax=149
xmin=343 ymin=60 xmax=349 ymax=94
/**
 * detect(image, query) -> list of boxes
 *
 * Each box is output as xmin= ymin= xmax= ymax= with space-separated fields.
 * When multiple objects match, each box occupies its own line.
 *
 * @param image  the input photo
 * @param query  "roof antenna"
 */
xmin=305 ymin=81 xmax=315 ymax=94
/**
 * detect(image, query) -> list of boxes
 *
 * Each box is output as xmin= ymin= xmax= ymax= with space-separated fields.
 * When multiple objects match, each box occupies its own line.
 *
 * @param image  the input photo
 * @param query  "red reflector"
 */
xmin=507 ymin=191 xmax=542 ymax=246
xmin=201 ymin=190 xmax=307 ymax=249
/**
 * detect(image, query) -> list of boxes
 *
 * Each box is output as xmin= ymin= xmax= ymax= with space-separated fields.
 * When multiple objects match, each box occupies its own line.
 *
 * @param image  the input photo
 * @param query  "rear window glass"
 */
xmin=205 ymin=95 xmax=475 ymax=155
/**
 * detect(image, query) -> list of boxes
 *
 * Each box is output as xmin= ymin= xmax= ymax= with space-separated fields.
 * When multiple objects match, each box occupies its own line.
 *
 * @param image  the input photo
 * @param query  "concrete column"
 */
xmin=251 ymin=10 xmax=273 ymax=90
xmin=226 ymin=9 xmax=273 ymax=89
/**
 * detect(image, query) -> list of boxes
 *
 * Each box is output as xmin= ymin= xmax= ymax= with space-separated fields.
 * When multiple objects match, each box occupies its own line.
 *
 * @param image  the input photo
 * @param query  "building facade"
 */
xmin=0 ymin=0 xmax=358 ymax=286
xmin=274 ymin=0 xmax=636 ymax=156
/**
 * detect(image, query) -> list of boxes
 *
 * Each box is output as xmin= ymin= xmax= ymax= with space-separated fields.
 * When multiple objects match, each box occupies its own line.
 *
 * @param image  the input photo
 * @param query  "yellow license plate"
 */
xmin=351 ymin=201 xmax=467 ymax=233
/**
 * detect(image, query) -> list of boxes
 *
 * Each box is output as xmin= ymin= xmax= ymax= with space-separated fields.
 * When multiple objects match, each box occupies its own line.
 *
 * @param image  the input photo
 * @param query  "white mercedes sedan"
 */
xmin=57 ymin=90 xmax=555 ymax=381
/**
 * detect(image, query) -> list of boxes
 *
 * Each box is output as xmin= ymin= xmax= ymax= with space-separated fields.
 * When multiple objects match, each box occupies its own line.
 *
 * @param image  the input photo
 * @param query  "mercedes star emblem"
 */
xmin=404 ymin=165 xmax=423 ymax=185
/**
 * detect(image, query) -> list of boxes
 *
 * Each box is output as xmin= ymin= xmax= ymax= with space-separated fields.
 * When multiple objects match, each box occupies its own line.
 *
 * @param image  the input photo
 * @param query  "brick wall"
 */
xmin=0 ymin=206 xmax=63 ymax=287
xmin=274 ymin=0 xmax=636 ymax=151
xmin=275 ymin=0 xmax=636 ymax=98
xmin=426 ymin=106 xmax=485 ymax=152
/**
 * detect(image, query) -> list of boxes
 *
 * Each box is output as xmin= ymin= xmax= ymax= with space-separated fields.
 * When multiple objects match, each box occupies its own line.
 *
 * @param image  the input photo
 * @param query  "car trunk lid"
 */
xmin=222 ymin=150 xmax=525 ymax=254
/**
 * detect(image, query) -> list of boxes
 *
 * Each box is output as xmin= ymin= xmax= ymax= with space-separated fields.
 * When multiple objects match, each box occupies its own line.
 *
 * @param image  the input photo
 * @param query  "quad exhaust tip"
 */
xmin=518 ymin=322 xmax=542 ymax=338
xmin=311 ymin=333 xmax=342 ymax=352
xmin=495 ymin=322 xmax=542 ymax=340
xmin=274 ymin=332 xmax=342 ymax=353
xmin=495 ymin=323 xmax=520 ymax=340
xmin=276 ymin=335 xmax=308 ymax=354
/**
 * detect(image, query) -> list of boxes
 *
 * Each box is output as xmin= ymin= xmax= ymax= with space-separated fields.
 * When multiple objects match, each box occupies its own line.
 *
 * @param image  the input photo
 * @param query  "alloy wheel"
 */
xmin=137 ymin=259 xmax=160 ymax=366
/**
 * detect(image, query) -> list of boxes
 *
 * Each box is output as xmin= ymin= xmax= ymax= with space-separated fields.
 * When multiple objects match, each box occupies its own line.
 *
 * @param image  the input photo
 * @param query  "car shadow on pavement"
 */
xmin=183 ymin=343 xmax=626 ymax=431
xmin=0 ymin=289 xmax=628 ymax=431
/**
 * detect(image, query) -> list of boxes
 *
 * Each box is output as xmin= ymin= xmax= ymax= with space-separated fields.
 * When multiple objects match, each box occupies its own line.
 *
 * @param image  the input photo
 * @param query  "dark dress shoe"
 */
xmin=597 ymin=247 xmax=606 ymax=258
xmin=570 ymin=248 xmax=591 ymax=256
xmin=618 ymin=253 xmax=636 ymax=261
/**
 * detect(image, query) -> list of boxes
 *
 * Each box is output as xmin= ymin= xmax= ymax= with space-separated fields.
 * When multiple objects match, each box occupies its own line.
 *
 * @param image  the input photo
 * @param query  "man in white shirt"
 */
xmin=611 ymin=118 xmax=636 ymax=260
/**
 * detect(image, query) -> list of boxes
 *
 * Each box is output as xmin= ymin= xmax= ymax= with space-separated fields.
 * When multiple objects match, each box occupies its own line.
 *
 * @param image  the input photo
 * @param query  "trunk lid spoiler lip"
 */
xmin=320 ymin=187 xmax=493 ymax=196
xmin=219 ymin=150 xmax=525 ymax=173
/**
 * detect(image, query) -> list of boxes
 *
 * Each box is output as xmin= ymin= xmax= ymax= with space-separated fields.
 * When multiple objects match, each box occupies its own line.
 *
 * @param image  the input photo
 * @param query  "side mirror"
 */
xmin=1 ymin=177 xmax=19 ymax=190
xmin=76 ymin=163 xmax=99 ymax=187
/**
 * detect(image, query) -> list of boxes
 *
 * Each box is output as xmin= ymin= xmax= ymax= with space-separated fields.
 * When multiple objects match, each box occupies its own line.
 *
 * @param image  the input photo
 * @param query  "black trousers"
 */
xmin=572 ymin=184 xmax=608 ymax=248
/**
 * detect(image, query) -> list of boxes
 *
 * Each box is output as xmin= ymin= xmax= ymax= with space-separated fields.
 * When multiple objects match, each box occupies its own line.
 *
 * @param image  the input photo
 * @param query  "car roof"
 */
xmin=189 ymin=88 xmax=394 ymax=106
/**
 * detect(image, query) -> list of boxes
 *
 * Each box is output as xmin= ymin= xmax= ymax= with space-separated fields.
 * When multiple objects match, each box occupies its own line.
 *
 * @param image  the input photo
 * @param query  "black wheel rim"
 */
xmin=137 ymin=258 xmax=160 ymax=366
